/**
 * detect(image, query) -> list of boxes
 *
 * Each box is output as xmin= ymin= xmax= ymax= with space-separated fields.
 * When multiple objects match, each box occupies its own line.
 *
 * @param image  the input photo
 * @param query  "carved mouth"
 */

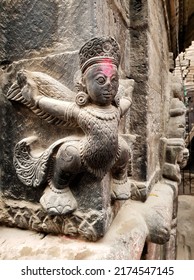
xmin=103 ymin=92 xmax=112 ymax=98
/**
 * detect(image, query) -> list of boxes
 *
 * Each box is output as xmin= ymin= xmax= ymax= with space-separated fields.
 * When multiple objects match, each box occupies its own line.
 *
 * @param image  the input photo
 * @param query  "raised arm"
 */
xmin=36 ymin=96 xmax=79 ymax=121
xmin=7 ymin=70 xmax=80 ymax=126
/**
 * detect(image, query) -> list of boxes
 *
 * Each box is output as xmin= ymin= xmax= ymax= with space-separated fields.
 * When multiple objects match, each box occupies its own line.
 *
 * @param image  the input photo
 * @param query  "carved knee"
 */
xmin=112 ymin=144 xmax=129 ymax=180
xmin=53 ymin=143 xmax=81 ymax=186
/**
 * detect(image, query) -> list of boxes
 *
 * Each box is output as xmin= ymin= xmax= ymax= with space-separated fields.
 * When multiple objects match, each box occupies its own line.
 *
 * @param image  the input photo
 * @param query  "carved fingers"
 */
xmin=17 ymin=70 xmax=40 ymax=105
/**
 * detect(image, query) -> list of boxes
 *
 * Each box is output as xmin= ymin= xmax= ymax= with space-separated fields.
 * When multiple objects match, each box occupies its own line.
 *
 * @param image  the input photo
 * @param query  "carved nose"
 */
xmin=106 ymin=79 xmax=112 ymax=90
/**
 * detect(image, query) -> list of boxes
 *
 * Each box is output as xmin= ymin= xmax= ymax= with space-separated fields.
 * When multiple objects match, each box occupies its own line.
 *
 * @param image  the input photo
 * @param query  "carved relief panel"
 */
xmin=0 ymin=37 xmax=134 ymax=240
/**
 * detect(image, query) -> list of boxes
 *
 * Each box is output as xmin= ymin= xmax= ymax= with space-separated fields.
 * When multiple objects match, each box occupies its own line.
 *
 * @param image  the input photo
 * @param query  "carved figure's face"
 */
xmin=83 ymin=61 xmax=119 ymax=106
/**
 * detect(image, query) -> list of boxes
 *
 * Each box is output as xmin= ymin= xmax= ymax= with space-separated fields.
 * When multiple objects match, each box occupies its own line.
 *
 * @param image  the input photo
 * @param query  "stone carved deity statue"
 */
xmin=162 ymin=75 xmax=188 ymax=183
xmin=5 ymin=37 xmax=132 ymax=218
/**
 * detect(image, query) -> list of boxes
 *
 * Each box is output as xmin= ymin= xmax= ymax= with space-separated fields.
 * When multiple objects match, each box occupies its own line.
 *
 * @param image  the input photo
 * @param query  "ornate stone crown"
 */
xmin=79 ymin=36 xmax=121 ymax=73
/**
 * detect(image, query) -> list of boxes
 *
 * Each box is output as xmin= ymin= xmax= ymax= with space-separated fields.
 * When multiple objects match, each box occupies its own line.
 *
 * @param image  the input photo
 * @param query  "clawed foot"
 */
xmin=40 ymin=183 xmax=77 ymax=215
xmin=111 ymin=178 xmax=131 ymax=200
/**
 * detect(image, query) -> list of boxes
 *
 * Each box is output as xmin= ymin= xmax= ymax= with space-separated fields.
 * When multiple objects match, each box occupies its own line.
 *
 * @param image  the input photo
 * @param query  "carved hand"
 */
xmin=120 ymin=97 xmax=132 ymax=116
xmin=17 ymin=70 xmax=40 ymax=105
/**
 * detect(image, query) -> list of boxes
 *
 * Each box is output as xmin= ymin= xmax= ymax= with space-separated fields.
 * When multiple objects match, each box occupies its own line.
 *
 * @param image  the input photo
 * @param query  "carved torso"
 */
xmin=78 ymin=105 xmax=121 ymax=177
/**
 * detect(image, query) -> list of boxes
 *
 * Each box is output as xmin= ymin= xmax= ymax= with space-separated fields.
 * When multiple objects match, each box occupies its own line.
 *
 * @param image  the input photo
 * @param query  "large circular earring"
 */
xmin=75 ymin=91 xmax=89 ymax=106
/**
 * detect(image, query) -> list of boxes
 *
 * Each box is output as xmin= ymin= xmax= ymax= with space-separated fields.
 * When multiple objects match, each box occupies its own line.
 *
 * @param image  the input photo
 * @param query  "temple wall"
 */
xmin=0 ymin=0 xmax=184 ymax=259
xmin=124 ymin=0 xmax=173 ymax=192
xmin=147 ymin=0 xmax=171 ymax=181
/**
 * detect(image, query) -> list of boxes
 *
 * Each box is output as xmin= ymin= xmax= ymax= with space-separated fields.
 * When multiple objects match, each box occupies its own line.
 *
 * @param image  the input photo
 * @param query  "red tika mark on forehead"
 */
xmin=101 ymin=58 xmax=114 ymax=76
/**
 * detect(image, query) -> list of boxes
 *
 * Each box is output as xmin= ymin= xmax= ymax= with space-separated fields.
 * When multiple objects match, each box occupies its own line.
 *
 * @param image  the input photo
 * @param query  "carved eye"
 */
xmin=96 ymin=76 xmax=106 ymax=84
xmin=111 ymin=76 xmax=118 ymax=84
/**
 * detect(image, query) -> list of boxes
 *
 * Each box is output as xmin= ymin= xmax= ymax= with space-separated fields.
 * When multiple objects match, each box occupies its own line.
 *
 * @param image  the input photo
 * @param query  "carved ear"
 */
xmin=76 ymin=77 xmax=87 ymax=93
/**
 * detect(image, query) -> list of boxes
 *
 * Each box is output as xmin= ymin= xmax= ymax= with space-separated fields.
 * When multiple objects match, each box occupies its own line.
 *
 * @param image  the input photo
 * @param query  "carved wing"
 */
xmin=13 ymin=136 xmax=68 ymax=187
xmin=6 ymin=70 xmax=77 ymax=126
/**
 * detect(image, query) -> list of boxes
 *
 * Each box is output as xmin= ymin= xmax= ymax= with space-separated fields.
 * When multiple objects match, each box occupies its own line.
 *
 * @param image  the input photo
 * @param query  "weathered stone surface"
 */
xmin=126 ymin=0 xmax=176 ymax=202
xmin=0 ymin=0 xmax=131 ymax=63
xmin=177 ymin=195 xmax=194 ymax=260
xmin=0 ymin=0 xmax=59 ymax=61
xmin=0 ymin=0 xmax=100 ymax=61
xmin=128 ymin=0 xmax=148 ymax=183
xmin=0 ymin=179 xmax=176 ymax=259
xmin=147 ymin=0 xmax=172 ymax=181
xmin=0 ymin=190 xmax=113 ymax=241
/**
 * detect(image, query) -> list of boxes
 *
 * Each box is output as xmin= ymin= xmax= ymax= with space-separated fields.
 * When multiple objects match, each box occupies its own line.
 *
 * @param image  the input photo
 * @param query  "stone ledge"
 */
xmin=0 ymin=180 xmax=176 ymax=260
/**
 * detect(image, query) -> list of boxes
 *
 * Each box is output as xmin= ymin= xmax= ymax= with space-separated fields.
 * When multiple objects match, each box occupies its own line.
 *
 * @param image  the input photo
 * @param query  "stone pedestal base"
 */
xmin=0 ymin=180 xmax=176 ymax=260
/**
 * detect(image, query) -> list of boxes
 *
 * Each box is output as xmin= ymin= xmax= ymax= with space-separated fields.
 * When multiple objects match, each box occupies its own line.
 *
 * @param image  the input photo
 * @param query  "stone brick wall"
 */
xmin=147 ymin=0 xmax=171 ymax=180
xmin=127 ymin=0 xmax=172 ymax=190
